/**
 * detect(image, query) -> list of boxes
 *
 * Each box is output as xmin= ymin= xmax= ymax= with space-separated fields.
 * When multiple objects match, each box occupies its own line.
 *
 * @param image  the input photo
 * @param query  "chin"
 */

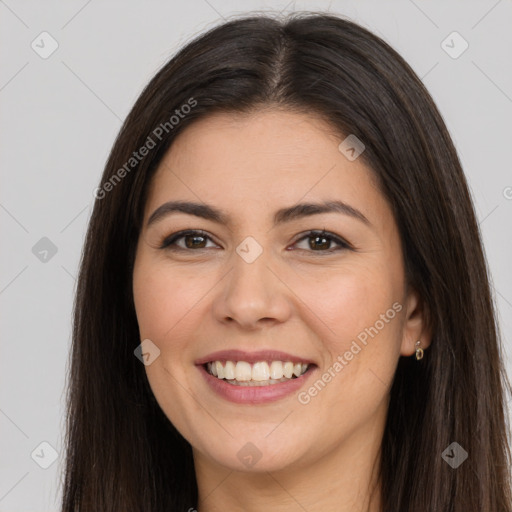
xmin=192 ymin=432 xmax=312 ymax=474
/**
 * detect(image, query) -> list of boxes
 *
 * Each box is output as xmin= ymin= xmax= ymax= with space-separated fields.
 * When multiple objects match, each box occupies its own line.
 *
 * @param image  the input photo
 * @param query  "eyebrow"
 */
xmin=146 ymin=199 xmax=371 ymax=228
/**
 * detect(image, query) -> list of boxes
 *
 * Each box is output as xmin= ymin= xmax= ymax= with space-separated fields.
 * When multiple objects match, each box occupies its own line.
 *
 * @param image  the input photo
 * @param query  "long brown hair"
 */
xmin=61 ymin=12 xmax=512 ymax=511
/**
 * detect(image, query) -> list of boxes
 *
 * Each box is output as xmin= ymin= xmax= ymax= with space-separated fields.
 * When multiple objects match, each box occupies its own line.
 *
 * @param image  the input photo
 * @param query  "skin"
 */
xmin=132 ymin=109 xmax=431 ymax=512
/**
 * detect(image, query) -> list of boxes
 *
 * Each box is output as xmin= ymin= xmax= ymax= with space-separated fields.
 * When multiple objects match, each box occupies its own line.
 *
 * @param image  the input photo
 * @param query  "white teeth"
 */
xmin=283 ymin=362 xmax=294 ymax=378
xmin=215 ymin=361 xmax=225 ymax=379
xmin=269 ymin=361 xmax=284 ymax=379
xmin=224 ymin=360 xmax=236 ymax=380
xmin=252 ymin=362 xmax=270 ymax=381
xmin=208 ymin=362 xmax=217 ymax=377
xmin=228 ymin=377 xmax=295 ymax=386
xmin=235 ymin=361 xmax=252 ymax=381
xmin=205 ymin=360 xmax=310 ymax=384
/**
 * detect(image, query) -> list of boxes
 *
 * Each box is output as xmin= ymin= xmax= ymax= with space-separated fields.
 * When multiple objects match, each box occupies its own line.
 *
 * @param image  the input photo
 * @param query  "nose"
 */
xmin=212 ymin=245 xmax=292 ymax=330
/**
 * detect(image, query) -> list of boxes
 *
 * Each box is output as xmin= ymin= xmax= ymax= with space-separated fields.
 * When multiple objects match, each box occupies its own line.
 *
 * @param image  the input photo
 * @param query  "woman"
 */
xmin=61 ymin=12 xmax=512 ymax=511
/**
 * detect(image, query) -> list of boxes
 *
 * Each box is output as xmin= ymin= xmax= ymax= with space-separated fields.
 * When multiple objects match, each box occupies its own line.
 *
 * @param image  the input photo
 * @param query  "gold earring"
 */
xmin=415 ymin=340 xmax=424 ymax=360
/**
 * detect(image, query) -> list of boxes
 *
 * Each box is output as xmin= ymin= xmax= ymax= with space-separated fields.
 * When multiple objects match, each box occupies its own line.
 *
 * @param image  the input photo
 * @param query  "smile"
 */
xmin=205 ymin=360 xmax=310 ymax=386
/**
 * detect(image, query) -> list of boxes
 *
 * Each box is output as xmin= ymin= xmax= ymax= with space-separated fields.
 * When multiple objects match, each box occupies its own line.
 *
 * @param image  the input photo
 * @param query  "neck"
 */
xmin=193 ymin=404 xmax=386 ymax=512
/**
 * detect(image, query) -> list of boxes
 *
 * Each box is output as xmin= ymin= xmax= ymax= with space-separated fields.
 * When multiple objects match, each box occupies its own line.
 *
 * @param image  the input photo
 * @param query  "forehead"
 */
xmin=145 ymin=109 xmax=387 ymax=227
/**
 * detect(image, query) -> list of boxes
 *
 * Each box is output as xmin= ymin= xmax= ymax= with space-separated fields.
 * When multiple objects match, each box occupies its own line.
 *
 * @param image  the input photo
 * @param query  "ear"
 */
xmin=400 ymin=287 xmax=432 ymax=357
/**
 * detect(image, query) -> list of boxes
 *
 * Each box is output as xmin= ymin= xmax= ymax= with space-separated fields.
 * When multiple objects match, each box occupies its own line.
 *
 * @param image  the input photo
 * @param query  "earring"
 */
xmin=415 ymin=340 xmax=424 ymax=360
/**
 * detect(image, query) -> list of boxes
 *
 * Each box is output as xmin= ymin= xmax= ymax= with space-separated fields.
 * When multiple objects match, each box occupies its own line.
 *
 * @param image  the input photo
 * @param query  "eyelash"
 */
xmin=159 ymin=229 xmax=352 ymax=254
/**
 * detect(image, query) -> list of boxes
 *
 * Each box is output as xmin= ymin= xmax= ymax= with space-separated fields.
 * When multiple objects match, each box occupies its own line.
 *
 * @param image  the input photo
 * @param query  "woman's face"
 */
xmin=133 ymin=109 xmax=426 ymax=473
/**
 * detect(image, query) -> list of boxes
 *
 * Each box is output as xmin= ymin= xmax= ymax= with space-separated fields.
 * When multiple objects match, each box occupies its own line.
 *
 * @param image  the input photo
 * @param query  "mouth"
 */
xmin=195 ymin=350 xmax=318 ymax=404
xmin=194 ymin=349 xmax=319 ymax=405
xmin=204 ymin=360 xmax=312 ymax=387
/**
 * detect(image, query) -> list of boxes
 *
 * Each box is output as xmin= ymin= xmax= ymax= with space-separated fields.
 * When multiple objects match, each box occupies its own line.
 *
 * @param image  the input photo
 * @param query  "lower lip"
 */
xmin=197 ymin=364 xmax=317 ymax=404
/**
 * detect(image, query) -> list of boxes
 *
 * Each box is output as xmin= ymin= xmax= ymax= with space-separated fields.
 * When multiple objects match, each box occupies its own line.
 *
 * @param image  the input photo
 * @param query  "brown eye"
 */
xmin=293 ymin=230 xmax=351 ymax=253
xmin=183 ymin=233 xmax=207 ymax=249
xmin=309 ymin=234 xmax=331 ymax=250
xmin=160 ymin=230 xmax=217 ymax=250
xmin=159 ymin=229 xmax=351 ymax=254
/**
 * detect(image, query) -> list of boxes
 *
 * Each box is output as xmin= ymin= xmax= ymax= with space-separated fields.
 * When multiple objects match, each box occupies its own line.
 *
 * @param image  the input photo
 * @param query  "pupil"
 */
xmin=185 ymin=235 xmax=206 ymax=249
xmin=311 ymin=235 xmax=329 ymax=250
xmin=183 ymin=234 xmax=330 ymax=250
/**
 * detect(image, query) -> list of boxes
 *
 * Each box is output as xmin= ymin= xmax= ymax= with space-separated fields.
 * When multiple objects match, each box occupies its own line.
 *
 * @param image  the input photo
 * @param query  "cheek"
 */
xmin=133 ymin=260 xmax=202 ymax=342
xmin=293 ymin=262 xmax=403 ymax=417
xmin=292 ymin=259 xmax=401 ymax=349
xmin=132 ymin=260 xmax=205 ymax=432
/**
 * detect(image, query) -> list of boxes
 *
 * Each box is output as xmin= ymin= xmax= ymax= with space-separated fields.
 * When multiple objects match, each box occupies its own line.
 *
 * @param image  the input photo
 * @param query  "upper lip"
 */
xmin=194 ymin=349 xmax=316 ymax=366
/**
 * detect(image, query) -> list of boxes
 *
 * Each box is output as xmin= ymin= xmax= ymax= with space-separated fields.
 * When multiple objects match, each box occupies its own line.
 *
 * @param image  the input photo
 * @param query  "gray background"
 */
xmin=1 ymin=0 xmax=511 ymax=510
